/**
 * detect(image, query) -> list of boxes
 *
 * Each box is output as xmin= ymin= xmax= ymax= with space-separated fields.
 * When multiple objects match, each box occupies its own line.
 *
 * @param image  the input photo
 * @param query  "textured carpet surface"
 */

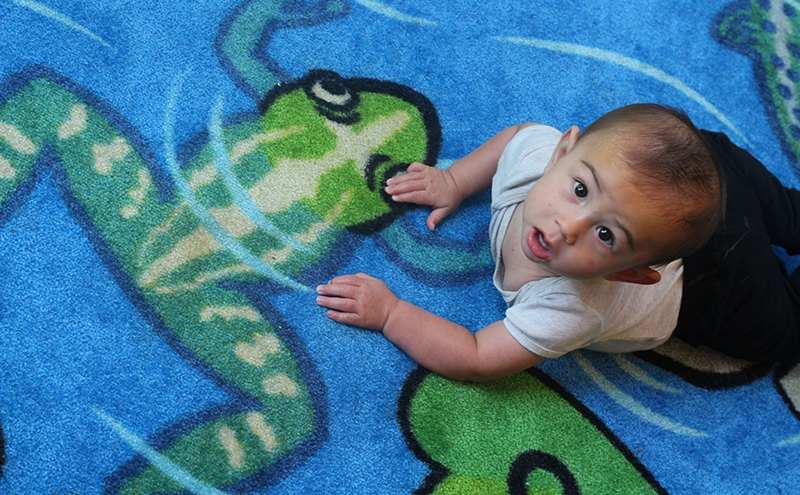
xmin=1 ymin=0 xmax=799 ymax=493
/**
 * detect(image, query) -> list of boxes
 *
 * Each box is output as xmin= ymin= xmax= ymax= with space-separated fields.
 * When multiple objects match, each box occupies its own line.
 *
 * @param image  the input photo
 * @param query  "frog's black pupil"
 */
xmin=319 ymin=76 xmax=347 ymax=96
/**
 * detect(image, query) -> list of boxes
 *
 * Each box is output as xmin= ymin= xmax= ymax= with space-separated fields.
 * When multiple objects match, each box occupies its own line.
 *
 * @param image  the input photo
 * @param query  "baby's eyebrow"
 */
xmin=620 ymin=224 xmax=635 ymax=250
xmin=582 ymin=160 xmax=635 ymax=249
xmin=582 ymin=160 xmax=603 ymax=193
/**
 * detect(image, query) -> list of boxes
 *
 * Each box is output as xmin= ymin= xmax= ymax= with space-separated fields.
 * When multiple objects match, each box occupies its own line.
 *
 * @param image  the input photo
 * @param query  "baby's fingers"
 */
xmin=321 ymin=273 xmax=367 ymax=289
xmin=316 ymin=291 xmax=370 ymax=327
xmin=315 ymin=293 xmax=354 ymax=312
xmin=406 ymin=162 xmax=428 ymax=173
xmin=384 ymin=178 xmax=424 ymax=195
xmin=387 ymin=162 xmax=427 ymax=183
xmin=386 ymin=176 xmax=440 ymax=205
xmin=324 ymin=308 xmax=362 ymax=326
xmin=385 ymin=162 xmax=428 ymax=187
xmin=385 ymin=174 xmax=427 ymax=196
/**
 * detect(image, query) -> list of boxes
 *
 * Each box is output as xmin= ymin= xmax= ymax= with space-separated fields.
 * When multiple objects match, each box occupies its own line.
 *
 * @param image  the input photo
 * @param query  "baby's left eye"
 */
xmin=574 ymin=180 xmax=588 ymax=199
xmin=597 ymin=226 xmax=614 ymax=245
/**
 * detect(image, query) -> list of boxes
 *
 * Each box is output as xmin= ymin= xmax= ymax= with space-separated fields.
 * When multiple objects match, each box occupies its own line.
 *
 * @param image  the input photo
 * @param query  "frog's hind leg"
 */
xmin=0 ymin=66 xmax=174 ymax=272
xmin=0 ymin=67 xmax=325 ymax=492
xmin=103 ymin=294 xmax=325 ymax=494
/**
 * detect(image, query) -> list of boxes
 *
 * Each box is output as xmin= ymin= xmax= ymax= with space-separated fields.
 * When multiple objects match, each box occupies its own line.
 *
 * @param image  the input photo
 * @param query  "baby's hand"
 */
xmin=316 ymin=273 xmax=400 ymax=331
xmin=385 ymin=162 xmax=463 ymax=230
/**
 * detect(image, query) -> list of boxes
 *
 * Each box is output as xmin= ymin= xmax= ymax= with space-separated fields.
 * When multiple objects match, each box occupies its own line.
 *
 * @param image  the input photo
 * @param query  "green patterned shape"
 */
xmin=0 ymin=65 xmax=442 ymax=493
xmin=118 ymin=406 xmax=314 ymax=494
xmin=139 ymin=69 xmax=437 ymax=293
xmin=716 ymin=0 xmax=800 ymax=164
xmin=402 ymin=369 xmax=665 ymax=494
xmin=0 ymin=72 xmax=319 ymax=492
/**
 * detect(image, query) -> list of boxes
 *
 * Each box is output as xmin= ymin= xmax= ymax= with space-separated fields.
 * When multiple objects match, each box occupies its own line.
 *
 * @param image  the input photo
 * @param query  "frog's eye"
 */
xmin=304 ymin=70 xmax=361 ymax=125
xmin=377 ymin=158 xmax=412 ymax=200
xmin=364 ymin=153 xmax=409 ymax=198
xmin=311 ymin=78 xmax=351 ymax=107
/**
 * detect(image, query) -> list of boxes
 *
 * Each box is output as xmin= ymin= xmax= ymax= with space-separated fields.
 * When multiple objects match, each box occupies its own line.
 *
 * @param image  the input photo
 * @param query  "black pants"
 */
xmin=673 ymin=131 xmax=800 ymax=362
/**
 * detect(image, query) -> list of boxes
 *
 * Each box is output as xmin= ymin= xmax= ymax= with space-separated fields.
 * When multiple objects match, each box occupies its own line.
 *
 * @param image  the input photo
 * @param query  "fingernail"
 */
xmin=316 ymin=285 xmax=323 ymax=293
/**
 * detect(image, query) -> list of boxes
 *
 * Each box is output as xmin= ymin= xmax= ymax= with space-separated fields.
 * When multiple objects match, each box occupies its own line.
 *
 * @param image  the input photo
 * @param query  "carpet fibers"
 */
xmin=0 ymin=0 xmax=798 ymax=493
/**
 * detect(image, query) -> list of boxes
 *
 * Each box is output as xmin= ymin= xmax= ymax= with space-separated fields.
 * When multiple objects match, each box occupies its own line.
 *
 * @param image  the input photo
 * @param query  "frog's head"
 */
xmin=257 ymin=69 xmax=441 ymax=234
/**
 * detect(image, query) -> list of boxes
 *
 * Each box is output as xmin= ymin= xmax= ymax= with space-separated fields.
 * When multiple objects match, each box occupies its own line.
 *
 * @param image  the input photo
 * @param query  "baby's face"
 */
xmin=518 ymin=133 xmax=674 ymax=280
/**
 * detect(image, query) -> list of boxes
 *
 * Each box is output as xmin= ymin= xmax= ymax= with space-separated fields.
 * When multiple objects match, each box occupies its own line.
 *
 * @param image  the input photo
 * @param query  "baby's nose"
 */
xmin=558 ymin=215 xmax=591 ymax=244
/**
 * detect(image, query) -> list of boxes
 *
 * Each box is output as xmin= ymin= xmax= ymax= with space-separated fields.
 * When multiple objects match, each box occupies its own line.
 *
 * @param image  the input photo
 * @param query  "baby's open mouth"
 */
xmin=527 ymin=227 xmax=552 ymax=260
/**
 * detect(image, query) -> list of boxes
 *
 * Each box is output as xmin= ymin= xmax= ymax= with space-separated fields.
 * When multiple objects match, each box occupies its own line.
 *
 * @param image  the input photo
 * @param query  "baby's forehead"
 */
xmin=625 ymin=195 xmax=694 ymax=251
xmin=602 ymin=172 xmax=688 ymax=245
xmin=573 ymin=133 xmax=636 ymax=170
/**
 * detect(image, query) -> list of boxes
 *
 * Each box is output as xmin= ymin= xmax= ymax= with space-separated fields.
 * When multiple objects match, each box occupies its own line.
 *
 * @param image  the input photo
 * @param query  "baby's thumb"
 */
xmin=426 ymin=207 xmax=449 ymax=231
xmin=407 ymin=162 xmax=427 ymax=173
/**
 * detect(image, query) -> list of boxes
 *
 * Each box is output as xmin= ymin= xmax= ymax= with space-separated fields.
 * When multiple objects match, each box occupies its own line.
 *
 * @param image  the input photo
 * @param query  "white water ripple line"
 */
xmin=93 ymin=408 xmax=229 ymax=495
xmin=496 ymin=36 xmax=750 ymax=147
xmin=209 ymin=93 xmax=310 ymax=254
xmin=777 ymin=432 xmax=800 ymax=447
xmin=164 ymin=73 xmax=311 ymax=293
xmin=573 ymin=352 xmax=708 ymax=437
xmin=352 ymin=0 xmax=436 ymax=26
xmin=10 ymin=0 xmax=116 ymax=50
xmin=611 ymin=354 xmax=680 ymax=394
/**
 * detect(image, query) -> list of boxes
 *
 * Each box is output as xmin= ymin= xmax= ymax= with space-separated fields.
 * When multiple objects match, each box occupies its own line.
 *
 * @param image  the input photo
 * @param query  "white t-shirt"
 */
xmin=489 ymin=125 xmax=683 ymax=358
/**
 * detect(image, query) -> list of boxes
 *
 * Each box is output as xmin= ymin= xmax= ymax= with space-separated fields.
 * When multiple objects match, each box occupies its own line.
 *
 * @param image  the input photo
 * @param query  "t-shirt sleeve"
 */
xmin=492 ymin=125 xmax=563 ymax=211
xmin=503 ymin=291 xmax=603 ymax=359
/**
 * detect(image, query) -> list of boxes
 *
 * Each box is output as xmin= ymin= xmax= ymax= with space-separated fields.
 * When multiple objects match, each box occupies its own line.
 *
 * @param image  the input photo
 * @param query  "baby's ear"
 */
xmin=545 ymin=126 xmax=581 ymax=170
xmin=603 ymin=266 xmax=661 ymax=285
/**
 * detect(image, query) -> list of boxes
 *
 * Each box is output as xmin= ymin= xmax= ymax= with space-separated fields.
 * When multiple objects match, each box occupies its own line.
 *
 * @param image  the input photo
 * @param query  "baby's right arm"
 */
xmin=385 ymin=122 xmax=538 ymax=230
xmin=316 ymin=272 xmax=547 ymax=381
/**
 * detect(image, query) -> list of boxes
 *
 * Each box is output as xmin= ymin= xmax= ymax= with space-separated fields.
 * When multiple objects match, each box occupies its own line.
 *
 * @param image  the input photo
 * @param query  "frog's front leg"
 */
xmin=217 ymin=0 xmax=350 ymax=99
xmin=0 ymin=68 xmax=323 ymax=493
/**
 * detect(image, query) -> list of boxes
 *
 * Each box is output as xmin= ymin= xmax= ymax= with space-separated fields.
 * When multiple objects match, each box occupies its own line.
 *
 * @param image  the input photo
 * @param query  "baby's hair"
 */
xmin=580 ymin=104 xmax=726 ymax=265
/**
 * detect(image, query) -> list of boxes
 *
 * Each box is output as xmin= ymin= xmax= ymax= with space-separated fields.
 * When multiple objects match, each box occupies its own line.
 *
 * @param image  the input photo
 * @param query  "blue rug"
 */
xmin=1 ymin=0 xmax=799 ymax=493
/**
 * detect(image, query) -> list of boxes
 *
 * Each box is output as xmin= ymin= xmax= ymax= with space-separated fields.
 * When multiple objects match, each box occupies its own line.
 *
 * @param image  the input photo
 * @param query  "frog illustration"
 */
xmin=400 ymin=368 xmax=667 ymax=495
xmin=0 ymin=62 xmax=440 ymax=493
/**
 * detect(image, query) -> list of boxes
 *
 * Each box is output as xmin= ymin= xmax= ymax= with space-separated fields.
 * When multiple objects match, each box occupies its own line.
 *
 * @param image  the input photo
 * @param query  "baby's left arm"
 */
xmin=316 ymin=274 xmax=546 ymax=381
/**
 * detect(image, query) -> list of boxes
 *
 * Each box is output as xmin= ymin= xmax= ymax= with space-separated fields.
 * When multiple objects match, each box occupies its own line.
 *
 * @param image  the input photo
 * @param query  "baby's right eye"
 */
xmin=574 ymin=180 xmax=588 ymax=199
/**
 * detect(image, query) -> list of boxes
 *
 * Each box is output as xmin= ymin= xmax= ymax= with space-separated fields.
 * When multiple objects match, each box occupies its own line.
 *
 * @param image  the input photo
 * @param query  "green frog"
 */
xmin=0 ymin=64 xmax=440 ymax=493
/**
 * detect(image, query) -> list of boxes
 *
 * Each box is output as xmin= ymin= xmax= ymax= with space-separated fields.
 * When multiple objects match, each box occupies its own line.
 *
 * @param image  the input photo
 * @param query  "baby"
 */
xmin=316 ymin=104 xmax=728 ymax=381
